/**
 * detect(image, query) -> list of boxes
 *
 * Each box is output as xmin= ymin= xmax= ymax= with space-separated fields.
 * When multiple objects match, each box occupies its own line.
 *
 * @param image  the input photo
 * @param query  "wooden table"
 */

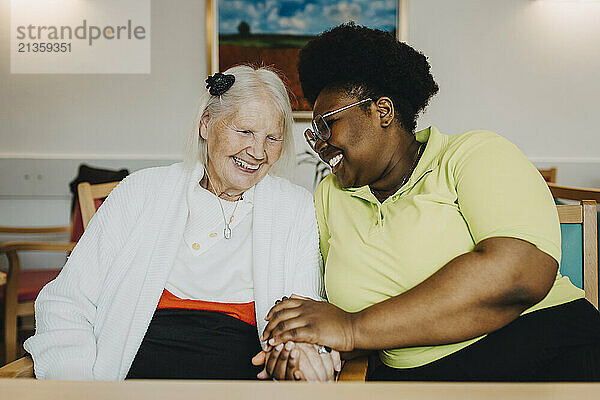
xmin=1 ymin=380 xmax=600 ymax=400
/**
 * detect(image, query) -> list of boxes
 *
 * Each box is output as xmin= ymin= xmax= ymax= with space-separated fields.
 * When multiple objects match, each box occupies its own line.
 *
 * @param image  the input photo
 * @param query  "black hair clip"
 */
xmin=206 ymin=72 xmax=235 ymax=96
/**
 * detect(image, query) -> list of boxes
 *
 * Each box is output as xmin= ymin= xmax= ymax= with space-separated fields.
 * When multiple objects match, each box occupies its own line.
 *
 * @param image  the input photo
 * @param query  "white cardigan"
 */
xmin=24 ymin=163 xmax=324 ymax=380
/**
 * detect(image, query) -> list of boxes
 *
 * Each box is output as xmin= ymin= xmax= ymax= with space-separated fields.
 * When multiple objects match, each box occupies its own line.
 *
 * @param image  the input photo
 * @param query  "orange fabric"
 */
xmin=157 ymin=289 xmax=257 ymax=326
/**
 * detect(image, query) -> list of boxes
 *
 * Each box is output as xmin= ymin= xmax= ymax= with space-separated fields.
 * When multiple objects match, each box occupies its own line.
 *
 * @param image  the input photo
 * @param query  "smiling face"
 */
xmin=313 ymin=89 xmax=399 ymax=189
xmin=200 ymin=98 xmax=284 ymax=196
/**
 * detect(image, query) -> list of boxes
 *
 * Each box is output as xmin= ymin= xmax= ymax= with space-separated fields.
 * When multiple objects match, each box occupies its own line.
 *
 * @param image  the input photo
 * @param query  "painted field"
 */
xmin=219 ymin=44 xmax=311 ymax=111
xmin=219 ymin=34 xmax=313 ymax=49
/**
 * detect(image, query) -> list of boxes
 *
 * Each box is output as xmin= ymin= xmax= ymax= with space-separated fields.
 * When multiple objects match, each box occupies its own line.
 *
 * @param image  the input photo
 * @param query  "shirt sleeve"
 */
xmin=454 ymin=134 xmax=561 ymax=263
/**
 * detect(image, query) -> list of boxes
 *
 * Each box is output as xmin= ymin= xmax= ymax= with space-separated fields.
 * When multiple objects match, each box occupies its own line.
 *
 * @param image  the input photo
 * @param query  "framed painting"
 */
xmin=206 ymin=0 xmax=407 ymax=120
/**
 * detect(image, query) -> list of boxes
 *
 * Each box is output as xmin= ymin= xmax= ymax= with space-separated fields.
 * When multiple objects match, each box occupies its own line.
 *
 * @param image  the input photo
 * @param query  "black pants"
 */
xmin=368 ymin=299 xmax=600 ymax=381
xmin=126 ymin=309 xmax=262 ymax=379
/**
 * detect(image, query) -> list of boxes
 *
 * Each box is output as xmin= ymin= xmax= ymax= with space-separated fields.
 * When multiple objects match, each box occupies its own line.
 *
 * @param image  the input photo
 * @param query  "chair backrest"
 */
xmin=68 ymin=165 xmax=129 ymax=242
xmin=557 ymin=200 xmax=598 ymax=309
xmin=77 ymin=181 xmax=120 ymax=230
xmin=68 ymin=164 xmax=129 ymax=215
xmin=538 ymin=167 xmax=557 ymax=183
xmin=549 ymin=183 xmax=600 ymax=203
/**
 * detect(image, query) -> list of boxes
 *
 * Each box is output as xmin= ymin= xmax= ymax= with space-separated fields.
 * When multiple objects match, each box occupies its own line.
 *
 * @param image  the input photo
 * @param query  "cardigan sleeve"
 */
xmin=23 ymin=171 xmax=147 ymax=380
xmin=287 ymin=188 xmax=326 ymax=301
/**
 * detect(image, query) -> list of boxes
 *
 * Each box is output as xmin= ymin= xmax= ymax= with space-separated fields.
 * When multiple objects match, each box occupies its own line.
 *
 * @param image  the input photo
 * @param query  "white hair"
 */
xmin=184 ymin=64 xmax=295 ymax=176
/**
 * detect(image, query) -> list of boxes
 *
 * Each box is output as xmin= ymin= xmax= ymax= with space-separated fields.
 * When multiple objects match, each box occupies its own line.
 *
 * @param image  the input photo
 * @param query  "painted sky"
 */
xmin=218 ymin=0 xmax=397 ymax=35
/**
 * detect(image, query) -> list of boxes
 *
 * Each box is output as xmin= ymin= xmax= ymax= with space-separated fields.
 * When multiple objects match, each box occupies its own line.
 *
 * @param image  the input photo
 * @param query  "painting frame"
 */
xmin=206 ymin=0 xmax=408 ymax=121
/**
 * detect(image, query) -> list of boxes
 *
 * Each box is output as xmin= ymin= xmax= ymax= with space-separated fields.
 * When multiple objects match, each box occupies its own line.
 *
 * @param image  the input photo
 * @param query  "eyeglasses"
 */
xmin=304 ymin=98 xmax=372 ymax=149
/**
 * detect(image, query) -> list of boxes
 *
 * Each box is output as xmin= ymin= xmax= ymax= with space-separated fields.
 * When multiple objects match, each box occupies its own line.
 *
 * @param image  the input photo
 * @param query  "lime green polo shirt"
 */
xmin=315 ymin=126 xmax=584 ymax=369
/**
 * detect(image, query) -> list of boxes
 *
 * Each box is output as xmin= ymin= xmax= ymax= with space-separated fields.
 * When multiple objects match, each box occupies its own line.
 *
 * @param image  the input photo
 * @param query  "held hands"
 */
xmin=261 ymin=295 xmax=357 ymax=352
xmin=251 ymin=341 xmax=341 ymax=381
xmin=251 ymin=294 xmax=347 ymax=381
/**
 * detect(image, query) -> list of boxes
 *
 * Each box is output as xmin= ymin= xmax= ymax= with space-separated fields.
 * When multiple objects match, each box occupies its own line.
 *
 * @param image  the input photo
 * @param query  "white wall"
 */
xmin=0 ymin=0 xmax=210 ymax=269
xmin=2 ymin=1 xmax=599 ymax=175
xmin=3 ymin=0 xmax=599 ymax=186
xmin=409 ymin=0 xmax=600 ymax=187
xmin=0 ymin=0 xmax=205 ymax=159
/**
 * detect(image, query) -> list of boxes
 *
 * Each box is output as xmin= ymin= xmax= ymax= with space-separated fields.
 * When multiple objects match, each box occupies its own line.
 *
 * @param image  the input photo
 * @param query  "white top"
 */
xmin=24 ymin=162 xmax=324 ymax=380
xmin=166 ymin=165 xmax=255 ymax=302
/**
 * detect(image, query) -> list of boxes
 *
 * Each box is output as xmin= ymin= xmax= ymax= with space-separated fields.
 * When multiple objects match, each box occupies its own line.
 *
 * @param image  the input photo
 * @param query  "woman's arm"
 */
xmin=285 ymin=188 xmax=326 ymax=301
xmin=352 ymin=237 xmax=557 ymax=349
xmin=263 ymin=237 xmax=556 ymax=351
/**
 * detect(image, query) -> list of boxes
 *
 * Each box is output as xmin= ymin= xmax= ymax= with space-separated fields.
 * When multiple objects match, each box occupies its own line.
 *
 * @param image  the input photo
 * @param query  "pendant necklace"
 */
xmin=204 ymin=168 xmax=241 ymax=240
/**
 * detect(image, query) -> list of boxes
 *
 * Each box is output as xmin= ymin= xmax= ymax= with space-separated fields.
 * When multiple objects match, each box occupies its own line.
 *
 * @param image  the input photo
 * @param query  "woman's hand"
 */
xmin=262 ymin=297 xmax=356 ymax=352
xmin=252 ymin=343 xmax=301 ymax=380
xmin=252 ymin=342 xmax=341 ymax=381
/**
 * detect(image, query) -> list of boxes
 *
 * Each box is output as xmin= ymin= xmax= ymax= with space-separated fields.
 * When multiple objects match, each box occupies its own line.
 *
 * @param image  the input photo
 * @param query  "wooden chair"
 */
xmin=557 ymin=201 xmax=598 ymax=309
xmin=0 ymin=192 xmax=87 ymax=364
xmin=0 ymin=265 xmax=6 ymax=360
xmin=538 ymin=167 xmax=557 ymax=183
xmin=0 ymin=181 xmax=120 ymax=367
xmin=0 ymin=236 xmax=75 ymax=364
xmin=337 ymin=200 xmax=599 ymax=381
xmin=337 ymin=355 xmax=369 ymax=381
xmin=77 ymin=181 xmax=120 ymax=230
xmin=0 ymin=353 xmax=33 ymax=378
xmin=548 ymin=183 xmax=600 ymax=203
xmin=549 ymin=183 xmax=599 ymax=302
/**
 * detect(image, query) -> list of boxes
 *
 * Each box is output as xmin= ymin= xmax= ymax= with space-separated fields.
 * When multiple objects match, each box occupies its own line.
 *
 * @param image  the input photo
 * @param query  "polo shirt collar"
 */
xmin=345 ymin=126 xmax=447 ymax=204
xmin=406 ymin=125 xmax=444 ymax=185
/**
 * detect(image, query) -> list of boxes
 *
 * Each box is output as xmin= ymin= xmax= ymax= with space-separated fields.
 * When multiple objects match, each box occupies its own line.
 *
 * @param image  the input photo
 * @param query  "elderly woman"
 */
xmin=261 ymin=24 xmax=600 ymax=381
xmin=24 ymin=65 xmax=339 ymax=381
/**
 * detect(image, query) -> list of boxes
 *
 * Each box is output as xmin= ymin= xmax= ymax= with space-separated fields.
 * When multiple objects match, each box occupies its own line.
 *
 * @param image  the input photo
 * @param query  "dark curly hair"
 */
xmin=298 ymin=22 xmax=439 ymax=133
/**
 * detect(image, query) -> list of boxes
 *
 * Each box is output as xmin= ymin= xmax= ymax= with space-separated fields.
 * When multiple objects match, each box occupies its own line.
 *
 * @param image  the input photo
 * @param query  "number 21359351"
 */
xmin=18 ymin=42 xmax=71 ymax=53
